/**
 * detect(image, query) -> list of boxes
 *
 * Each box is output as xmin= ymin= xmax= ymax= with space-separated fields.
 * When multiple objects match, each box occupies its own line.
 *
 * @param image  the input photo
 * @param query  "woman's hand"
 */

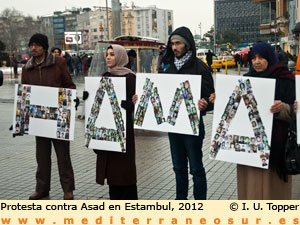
xmin=209 ymin=93 xmax=216 ymax=103
xmin=132 ymin=94 xmax=138 ymax=105
xmin=294 ymin=100 xmax=298 ymax=114
xmin=270 ymin=100 xmax=283 ymax=114
xmin=198 ymin=98 xmax=208 ymax=111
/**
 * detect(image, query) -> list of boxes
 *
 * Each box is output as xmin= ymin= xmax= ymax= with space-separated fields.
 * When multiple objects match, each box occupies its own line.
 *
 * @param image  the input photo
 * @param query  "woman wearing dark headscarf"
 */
xmin=237 ymin=42 xmax=295 ymax=200
xmin=95 ymin=44 xmax=137 ymax=200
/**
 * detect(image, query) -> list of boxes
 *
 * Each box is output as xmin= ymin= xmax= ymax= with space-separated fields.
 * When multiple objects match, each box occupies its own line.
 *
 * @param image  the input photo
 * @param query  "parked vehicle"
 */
xmin=218 ymin=55 xmax=236 ymax=68
xmin=198 ymin=55 xmax=222 ymax=72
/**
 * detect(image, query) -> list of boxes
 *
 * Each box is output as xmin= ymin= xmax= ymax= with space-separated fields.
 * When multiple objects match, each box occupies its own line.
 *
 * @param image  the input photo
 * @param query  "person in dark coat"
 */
xmin=22 ymin=33 xmax=76 ymax=200
xmin=205 ymin=50 xmax=215 ymax=71
xmin=276 ymin=46 xmax=289 ymax=68
xmin=161 ymin=26 xmax=215 ymax=200
xmin=238 ymin=42 xmax=295 ymax=200
xmin=94 ymin=44 xmax=137 ymax=200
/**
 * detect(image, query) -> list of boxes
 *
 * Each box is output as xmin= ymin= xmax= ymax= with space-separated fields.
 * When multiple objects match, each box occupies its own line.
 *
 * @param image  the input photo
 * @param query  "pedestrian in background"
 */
xmin=125 ymin=49 xmax=137 ymax=71
xmin=81 ymin=53 xmax=89 ymax=75
xmin=63 ymin=52 xmax=73 ymax=75
xmin=161 ymin=26 xmax=215 ymax=200
xmin=276 ymin=45 xmax=288 ymax=68
xmin=205 ymin=49 xmax=215 ymax=72
xmin=21 ymin=33 xmax=76 ymax=200
xmin=94 ymin=44 xmax=138 ymax=200
xmin=12 ymin=54 xmax=19 ymax=78
xmin=157 ymin=45 xmax=167 ymax=73
xmin=50 ymin=47 xmax=62 ymax=57
xmin=238 ymin=42 xmax=295 ymax=200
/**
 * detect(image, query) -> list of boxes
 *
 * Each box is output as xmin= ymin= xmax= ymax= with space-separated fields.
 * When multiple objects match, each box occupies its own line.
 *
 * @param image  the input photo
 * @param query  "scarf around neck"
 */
xmin=174 ymin=50 xmax=192 ymax=71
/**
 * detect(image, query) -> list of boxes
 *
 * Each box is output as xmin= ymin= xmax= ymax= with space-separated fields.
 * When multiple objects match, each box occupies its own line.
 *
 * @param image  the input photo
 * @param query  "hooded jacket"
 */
xmin=21 ymin=52 xmax=75 ymax=89
xmin=162 ymin=26 xmax=214 ymax=113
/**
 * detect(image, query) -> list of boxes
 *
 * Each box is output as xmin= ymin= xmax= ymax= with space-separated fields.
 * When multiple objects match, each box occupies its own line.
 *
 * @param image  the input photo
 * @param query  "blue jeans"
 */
xmin=168 ymin=118 xmax=206 ymax=200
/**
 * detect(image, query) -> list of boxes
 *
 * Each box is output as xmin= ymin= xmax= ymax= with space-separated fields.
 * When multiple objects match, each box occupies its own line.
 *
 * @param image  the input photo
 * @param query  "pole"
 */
xmin=111 ymin=0 xmax=121 ymax=39
xmin=198 ymin=22 xmax=202 ymax=40
xmin=106 ymin=0 xmax=110 ymax=40
xmin=213 ymin=0 xmax=216 ymax=53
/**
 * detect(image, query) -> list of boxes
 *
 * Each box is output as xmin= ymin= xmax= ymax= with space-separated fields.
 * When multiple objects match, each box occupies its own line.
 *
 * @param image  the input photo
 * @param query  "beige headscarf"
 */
xmin=107 ymin=44 xmax=135 ymax=76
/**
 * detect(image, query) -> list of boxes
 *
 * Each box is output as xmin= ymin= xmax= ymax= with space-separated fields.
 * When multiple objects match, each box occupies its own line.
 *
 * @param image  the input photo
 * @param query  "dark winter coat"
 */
xmin=95 ymin=72 xmax=137 ymax=186
xmin=21 ymin=52 xmax=75 ymax=89
xmin=162 ymin=26 xmax=215 ymax=114
xmin=244 ymin=63 xmax=295 ymax=180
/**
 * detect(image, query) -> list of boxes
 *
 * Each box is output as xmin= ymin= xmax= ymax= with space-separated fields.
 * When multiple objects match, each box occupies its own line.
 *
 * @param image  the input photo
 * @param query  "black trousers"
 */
xmin=109 ymin=184 xmax=138 ymax=200
xmin=35 ymin=137 xmax=75 ymax=192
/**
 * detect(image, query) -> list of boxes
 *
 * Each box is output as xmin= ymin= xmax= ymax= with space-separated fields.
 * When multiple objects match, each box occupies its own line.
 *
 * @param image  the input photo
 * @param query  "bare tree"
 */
xmin=0 ymin=8 xmax=41 ymax=54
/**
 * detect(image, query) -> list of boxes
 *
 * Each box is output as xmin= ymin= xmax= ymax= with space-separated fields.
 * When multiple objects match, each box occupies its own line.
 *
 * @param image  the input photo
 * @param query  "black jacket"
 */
xmin=162 ymin=26 xmax=215 ymax=114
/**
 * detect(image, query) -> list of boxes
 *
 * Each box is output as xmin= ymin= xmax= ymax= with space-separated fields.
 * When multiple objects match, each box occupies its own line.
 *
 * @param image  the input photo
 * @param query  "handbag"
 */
xmin=284 ymin=105 xmax=300 ymax=175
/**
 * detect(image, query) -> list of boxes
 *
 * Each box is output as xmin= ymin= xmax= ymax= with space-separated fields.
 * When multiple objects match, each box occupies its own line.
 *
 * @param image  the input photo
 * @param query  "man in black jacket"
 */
xmin=162 ymin=26 xmax=214 ymax=200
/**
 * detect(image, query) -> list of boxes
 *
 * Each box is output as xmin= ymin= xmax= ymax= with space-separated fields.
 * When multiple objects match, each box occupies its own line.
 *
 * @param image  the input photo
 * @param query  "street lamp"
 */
xmin=198 ymin=22 xmax=202 ymax=40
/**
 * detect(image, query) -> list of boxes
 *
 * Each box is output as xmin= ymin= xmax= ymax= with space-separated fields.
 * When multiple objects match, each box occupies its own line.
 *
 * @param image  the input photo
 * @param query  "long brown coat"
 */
xmin=95 ymin=72 xmax=137 ymax=186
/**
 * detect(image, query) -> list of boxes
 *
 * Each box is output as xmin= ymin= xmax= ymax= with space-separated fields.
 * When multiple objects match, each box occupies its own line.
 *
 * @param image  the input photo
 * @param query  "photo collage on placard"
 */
xmin=210 ymin=79 xmax=270 ymax=167
xmin=15 ymin=84 xmax=31 ymax=135
xmin=15 ymin=85 xmax=72 ymax=140
xmin=86 ymin=78 xmax=126 ymax=152
xmin=150 ymin=87 xmax=165 ymax=125
xmin=167 ymin=80 xmax=199 ymax=134
xmin=134 ymin=78 xmax=153 ymax=126
xmin=56 ymin=88 xmax=72 ymax=140
xmin=167 ymin=88 xmax=183 ymax=125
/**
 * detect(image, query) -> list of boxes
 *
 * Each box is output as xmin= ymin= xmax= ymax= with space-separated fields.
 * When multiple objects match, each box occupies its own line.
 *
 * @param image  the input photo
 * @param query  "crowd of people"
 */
xmin=15 ymin=25 xmax=298 ymax=201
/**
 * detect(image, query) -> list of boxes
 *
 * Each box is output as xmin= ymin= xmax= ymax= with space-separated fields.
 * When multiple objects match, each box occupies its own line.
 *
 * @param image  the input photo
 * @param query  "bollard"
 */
xmin=214 ymin=67 xmax=216 ymax=75
xmin=225 ymin=64 xmax=228 ymax=75
xmin=238 ymin=64 xmax=241 ymax=75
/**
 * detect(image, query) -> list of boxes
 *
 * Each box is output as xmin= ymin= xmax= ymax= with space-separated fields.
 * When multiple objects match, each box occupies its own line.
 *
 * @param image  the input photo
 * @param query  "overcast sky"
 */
xmin=1 ymin=0 xmax=214 ymax=35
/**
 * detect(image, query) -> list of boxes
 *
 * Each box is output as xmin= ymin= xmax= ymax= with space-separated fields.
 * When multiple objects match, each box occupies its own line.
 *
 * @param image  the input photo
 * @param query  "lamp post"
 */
xmin=198 ymin=22 xmax=202 ymax=40
xmin=106 ymin=0 xmax=109 ymax=40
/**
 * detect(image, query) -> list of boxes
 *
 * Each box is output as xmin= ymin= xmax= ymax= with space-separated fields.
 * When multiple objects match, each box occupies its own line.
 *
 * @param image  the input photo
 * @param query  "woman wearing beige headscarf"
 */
xmin=94 ymin=44 xmax=137 ymax=199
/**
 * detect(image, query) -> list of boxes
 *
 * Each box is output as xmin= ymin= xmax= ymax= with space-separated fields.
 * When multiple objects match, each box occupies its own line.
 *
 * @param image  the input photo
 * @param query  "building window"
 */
xmin=260 ymin=1 xmax=276 ymax=24
xmin=54 ymin=23 xmax=64 ymax=28
xmin=53 ymin=18 xmax=64 ymax=23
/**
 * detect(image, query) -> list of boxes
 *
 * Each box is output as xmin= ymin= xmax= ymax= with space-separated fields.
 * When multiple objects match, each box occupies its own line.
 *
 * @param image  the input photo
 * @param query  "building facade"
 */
xmin=131 ymin=6 xmax=173 ymax=44
xmin=215 ymin=0 xmax=274 ymax=44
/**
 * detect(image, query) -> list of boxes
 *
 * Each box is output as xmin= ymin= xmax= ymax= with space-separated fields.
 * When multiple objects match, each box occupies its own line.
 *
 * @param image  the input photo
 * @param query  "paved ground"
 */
xmin=1 ymin=67 xmax=299 ymax=200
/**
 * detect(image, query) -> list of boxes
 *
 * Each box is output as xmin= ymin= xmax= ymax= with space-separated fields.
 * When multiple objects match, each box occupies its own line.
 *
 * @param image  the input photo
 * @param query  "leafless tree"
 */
xmin=0 ymin=8 xmax=42 ymax=54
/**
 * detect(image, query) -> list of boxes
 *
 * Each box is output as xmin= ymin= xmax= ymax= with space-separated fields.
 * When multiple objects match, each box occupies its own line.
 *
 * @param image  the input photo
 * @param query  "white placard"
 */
xmin=209 ymin=75 xmax=275 ymax=169
xmin=12 ymin=84 xmax=76 ymax=140
xmin=134 ymin=73 xmax=201 ymax=135
xmin=85 ymin=77 xmax=126 ymax=153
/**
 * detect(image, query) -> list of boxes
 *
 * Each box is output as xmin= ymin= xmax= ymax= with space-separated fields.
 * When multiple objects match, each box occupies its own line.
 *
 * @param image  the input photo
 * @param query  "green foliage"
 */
xmin=0 ymin=40 xmax=5 ymax=52
xmin=218 ymin=30 xmax=241 ymax=45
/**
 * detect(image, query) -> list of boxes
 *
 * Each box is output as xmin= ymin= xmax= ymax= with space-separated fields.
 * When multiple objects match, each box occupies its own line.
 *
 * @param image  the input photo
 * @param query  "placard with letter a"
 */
xmin=85 ymin=77 xmax=126 ymax=153
xmin=210 ymin=75 xmax=275 ymax=169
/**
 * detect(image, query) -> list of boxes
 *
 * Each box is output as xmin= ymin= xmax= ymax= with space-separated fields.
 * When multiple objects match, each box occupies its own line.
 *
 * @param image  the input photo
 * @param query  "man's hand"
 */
xmin=198 ymin=98 xmax=208 ymax=111
xmin=209 ymin=93 xmax=215 ymax=103
xmin=132 ymin=94 xmax=138 ymax=104
xmin=270 ymin=100 xmax=283 ymax=114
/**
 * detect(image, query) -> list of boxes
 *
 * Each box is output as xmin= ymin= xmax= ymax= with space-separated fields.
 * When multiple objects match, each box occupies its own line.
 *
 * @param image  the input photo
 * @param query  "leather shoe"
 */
xmin=29 ymin=192 xmax=49 ymax=200
xmin=64 ymin=192 xmax=74 ymax=200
